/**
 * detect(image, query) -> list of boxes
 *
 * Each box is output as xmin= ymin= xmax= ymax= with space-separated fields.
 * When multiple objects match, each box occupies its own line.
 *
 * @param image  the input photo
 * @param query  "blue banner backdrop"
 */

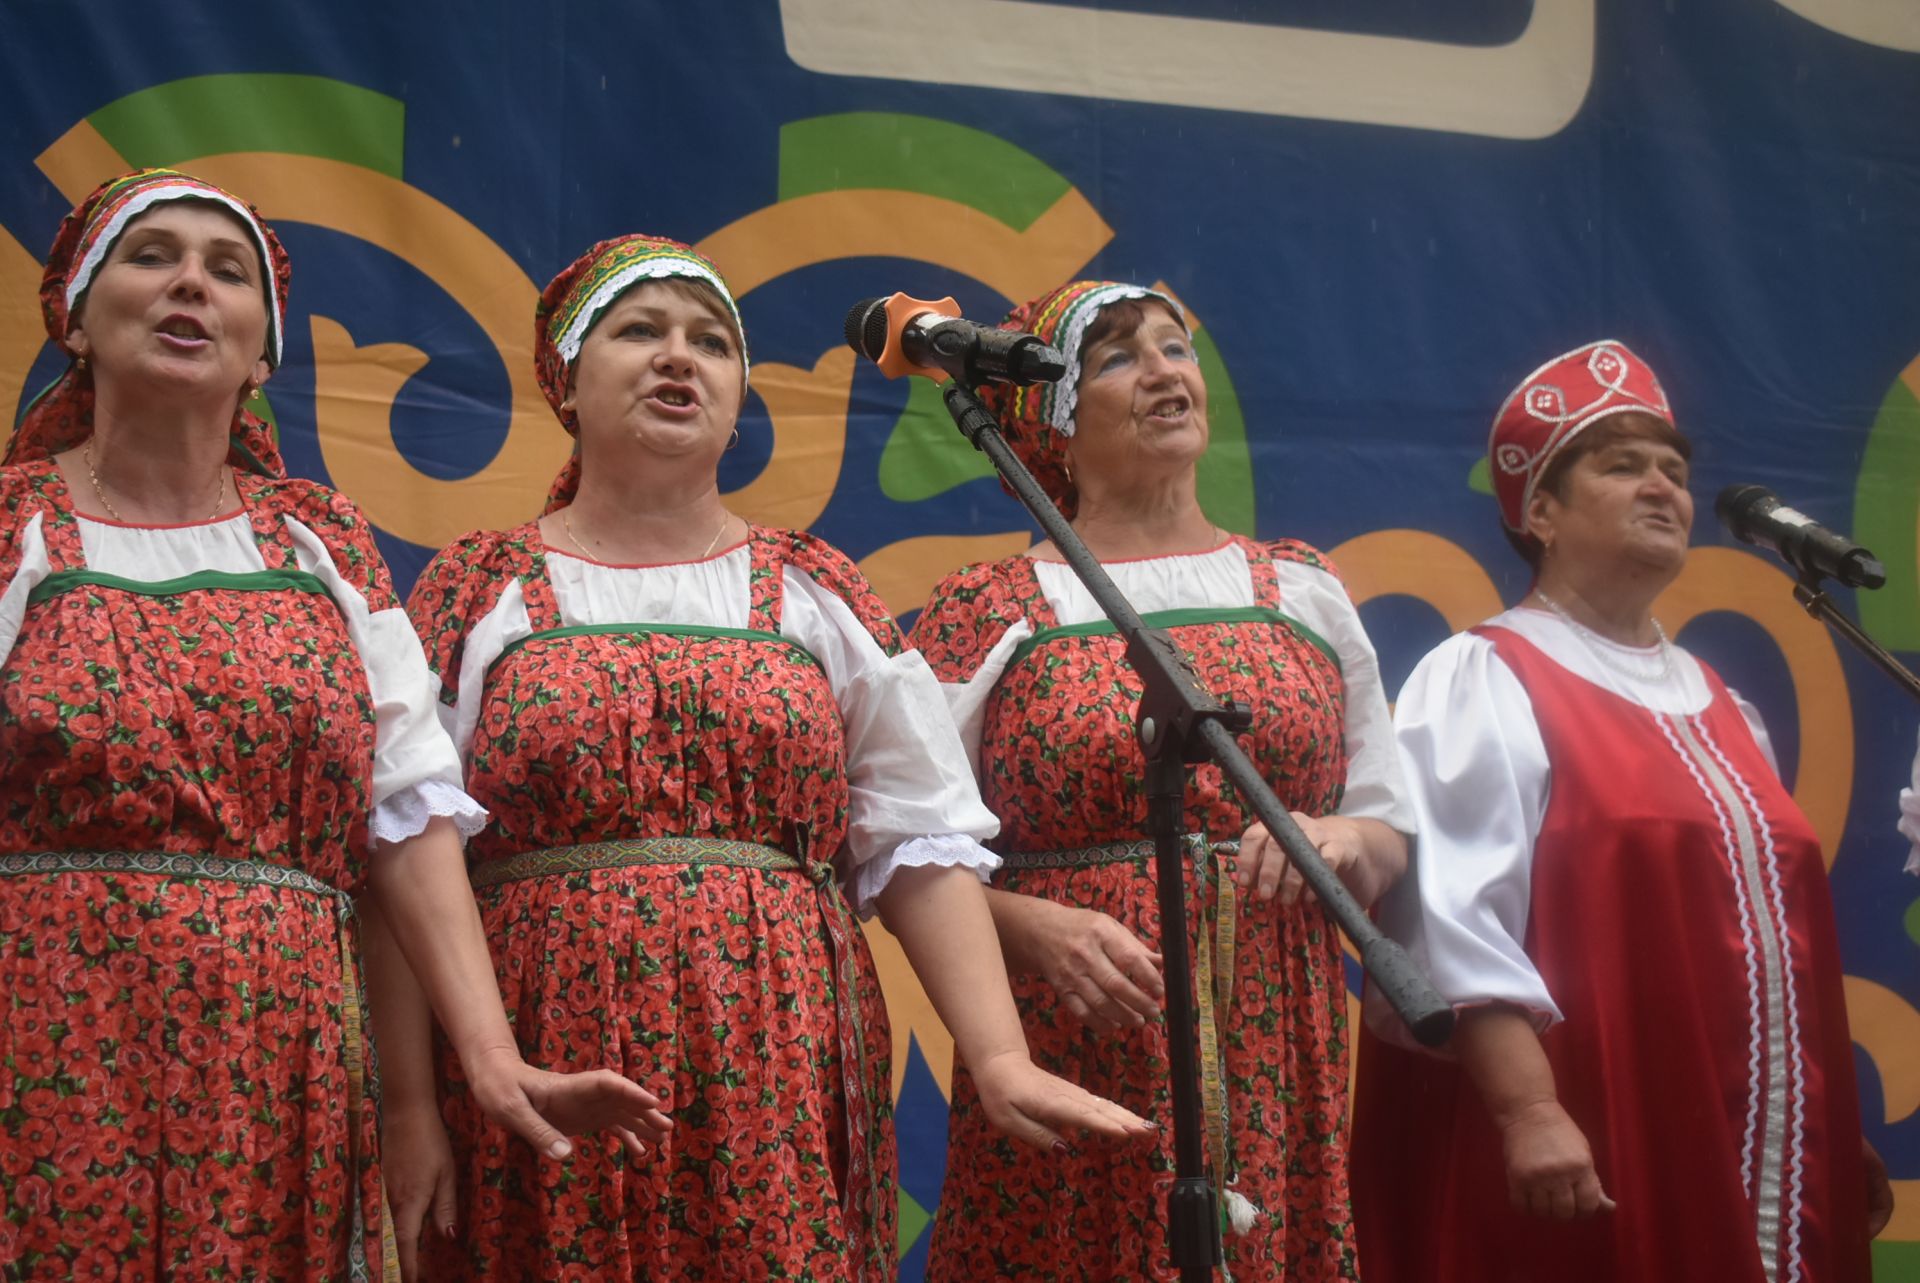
xmin=4 ymin=1 xmax=1918 ymax=1276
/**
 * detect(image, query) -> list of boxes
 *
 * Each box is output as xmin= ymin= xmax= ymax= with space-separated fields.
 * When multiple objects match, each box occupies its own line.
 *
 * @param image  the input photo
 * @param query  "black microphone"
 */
xmin=844 ymin=294 xmax=1067 ymax=386
xmin=1715 ymin=485 xmax=1886 ymax=590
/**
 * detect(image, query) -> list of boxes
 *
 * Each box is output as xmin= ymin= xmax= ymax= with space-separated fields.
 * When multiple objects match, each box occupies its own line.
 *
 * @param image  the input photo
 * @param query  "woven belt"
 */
xmin=470 ymin=836 xmax=805 ymax=890
xmin=464 ymin=835 xmax=890 ymax=1283
xmin=1 ymin=850 xmax=398 ymax=1282
xmin=1004 ymin=834 xmax=1251 ymax=1242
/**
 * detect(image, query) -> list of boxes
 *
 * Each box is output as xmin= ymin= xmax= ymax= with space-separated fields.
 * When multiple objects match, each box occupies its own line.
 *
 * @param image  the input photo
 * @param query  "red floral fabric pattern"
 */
xmin=0 ymin=461 xmax=389 ymax=1281
xmin=406 ymin=523 xmax=897 ymax=1282
xmin=912 ymin=537 xmax=1359 ymax=1282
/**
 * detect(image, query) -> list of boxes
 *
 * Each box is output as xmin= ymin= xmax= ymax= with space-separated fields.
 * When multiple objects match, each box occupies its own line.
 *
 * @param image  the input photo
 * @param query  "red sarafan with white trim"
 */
xmin=1353 ymin=625 xmax=1871 ymax=1283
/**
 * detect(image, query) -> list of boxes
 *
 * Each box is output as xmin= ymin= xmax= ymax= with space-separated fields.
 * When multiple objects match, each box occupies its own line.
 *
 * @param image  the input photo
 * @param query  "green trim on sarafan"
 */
xmin=0 ymin=849 xmax=348 ymax=902
xmin=1000 ymin=834 xmax=1237 ymax=871
xmin=489 ymin=622 xmax=821 ymax=678
xmin=26 ymin=568 xmax=332 ymax=607
xmin=1010 ymin=606 xmax=1340 ymax=672
xmin=470 ymin=837 xmax=804 ymax=890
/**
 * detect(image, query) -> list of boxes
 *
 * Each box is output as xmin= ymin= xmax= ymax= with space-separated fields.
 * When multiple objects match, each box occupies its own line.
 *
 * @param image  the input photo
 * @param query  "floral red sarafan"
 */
xmin=407 ymin=522 xmax=897 ymax=1283
xmin=0 ymin=460 xmax=390 ymax=1281
xmin=913 ymin=535 xmax=1362 ymax=1283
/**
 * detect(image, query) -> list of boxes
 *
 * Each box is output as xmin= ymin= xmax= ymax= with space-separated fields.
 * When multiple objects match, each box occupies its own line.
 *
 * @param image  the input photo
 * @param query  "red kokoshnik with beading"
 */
xmin=1487 ymin=339 xmax=1673 ymax=533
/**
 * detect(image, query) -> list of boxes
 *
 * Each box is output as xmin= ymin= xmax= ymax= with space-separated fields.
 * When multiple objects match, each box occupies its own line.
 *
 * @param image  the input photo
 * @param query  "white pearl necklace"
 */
xmin=1532 ymin=588 xmax=1675 ymax=684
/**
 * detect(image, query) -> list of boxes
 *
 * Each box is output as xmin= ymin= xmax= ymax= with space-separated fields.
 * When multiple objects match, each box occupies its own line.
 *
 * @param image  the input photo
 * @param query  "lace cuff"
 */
xmin=850 ymin=833 xmax=1001 ymax=918
xmin=370 ymin=778 xmax=490 ymax=848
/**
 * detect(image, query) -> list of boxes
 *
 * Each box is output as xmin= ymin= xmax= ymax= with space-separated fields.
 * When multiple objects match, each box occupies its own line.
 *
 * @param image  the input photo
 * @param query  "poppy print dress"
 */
xmin=406 ymin=522 xmax=998 ymax=1283
xmin=0 ymin=460 xmax=480 ymax=1282
xmin=912 ymin=535 xmax=1412 ymax=1283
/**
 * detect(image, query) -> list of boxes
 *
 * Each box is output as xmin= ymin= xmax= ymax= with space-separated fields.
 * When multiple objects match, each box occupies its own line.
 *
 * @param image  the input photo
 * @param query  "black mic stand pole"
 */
xmin=941 ymin=382 xmax=1453 ymax=1283
xmin=1793 ymin=574 xmax=1920 ymax=704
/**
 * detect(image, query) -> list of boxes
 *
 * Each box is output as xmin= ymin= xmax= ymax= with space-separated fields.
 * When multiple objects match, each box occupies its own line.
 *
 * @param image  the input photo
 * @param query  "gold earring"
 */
xmin=243 ymin=383 xmax=259 ymax=401
xmin=73 ymin=355 xmax=87 ymax=372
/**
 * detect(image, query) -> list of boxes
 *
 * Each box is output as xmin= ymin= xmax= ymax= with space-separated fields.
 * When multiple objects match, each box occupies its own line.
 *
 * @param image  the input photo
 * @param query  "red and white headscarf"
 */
xmin=10 ymin=168 xmax=291 ymax=477
xmin=531 ymin=234 xmax=746 ymax=513
xmin=981 ymin=279 xmax=1189 ymax=518
xmin=1488 ymin=339 xmax=1672 ymax=533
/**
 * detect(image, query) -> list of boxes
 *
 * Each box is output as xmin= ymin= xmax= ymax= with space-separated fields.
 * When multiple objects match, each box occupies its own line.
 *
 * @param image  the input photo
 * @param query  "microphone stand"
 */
xmin=1793 ymin=573 xmax=1920 ymax=704
xmin=940 ymin=382 xmax=1453 ymax=1283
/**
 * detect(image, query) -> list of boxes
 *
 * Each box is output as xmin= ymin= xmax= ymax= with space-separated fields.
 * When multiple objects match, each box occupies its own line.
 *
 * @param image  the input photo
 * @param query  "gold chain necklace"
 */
xmin=83 ymin=440 xmax=228 ymax=524
xmin=561 ymin=507 xmax=734 ymax=561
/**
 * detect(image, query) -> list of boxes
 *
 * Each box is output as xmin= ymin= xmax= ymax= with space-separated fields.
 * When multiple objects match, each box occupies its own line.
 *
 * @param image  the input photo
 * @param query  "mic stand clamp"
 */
xmin=941 ymin=381 xmax=1453 ymax=1283
xmin=1792 ymin=573 xmax=1920 ymax=704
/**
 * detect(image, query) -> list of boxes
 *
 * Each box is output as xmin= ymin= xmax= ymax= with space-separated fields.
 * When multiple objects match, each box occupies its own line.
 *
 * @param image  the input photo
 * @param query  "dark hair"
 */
xmin=1507 ymin=411 xmax=1693 ymax=569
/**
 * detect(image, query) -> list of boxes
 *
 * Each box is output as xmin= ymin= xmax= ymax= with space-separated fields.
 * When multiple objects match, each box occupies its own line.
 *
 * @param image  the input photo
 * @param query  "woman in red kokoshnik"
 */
xmin=0 ymin=170 xmax=663 ymax=1283
xmin=397 ymin=236 xmax=1153 ymax=1282
xmin=1351 ymin=339 xmax=1895 ymax=1281
xmin=912 ymin=280 xmax=1414 ymax=1281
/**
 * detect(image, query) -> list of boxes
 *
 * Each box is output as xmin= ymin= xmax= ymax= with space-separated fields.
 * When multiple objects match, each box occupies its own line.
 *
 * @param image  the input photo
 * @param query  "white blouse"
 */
xmin=939 ymin=540 xmax=1415 ymax=835
xmin=1367 ymin=606 xmax=1776 ymax=1043
xmin=1900 ymin=728 xmax=1920 ymax=875
xmin=0 ymin=510 xmax=485 ymax=849
xmin=436 ymin=543 xmax=1001 ymax=913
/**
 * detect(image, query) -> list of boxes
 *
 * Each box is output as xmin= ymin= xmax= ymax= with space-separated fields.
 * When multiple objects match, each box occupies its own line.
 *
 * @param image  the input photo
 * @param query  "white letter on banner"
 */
xmin=1772 ymin=0 xmax=1920 ymax=51
xmin=778 ymin=0 xmax=1595 ymax=141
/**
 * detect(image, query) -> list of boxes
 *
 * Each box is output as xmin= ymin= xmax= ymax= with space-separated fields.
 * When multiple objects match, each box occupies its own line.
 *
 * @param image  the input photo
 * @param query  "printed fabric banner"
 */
xmin=3 ymin=0 xmax=1918 ymax=1277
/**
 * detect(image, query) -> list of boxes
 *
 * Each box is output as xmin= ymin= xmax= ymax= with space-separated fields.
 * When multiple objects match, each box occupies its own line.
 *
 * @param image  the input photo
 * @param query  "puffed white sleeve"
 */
xmin=1903 ymin=727 xmax=1920 ymax=876
xmin=285 ymin=517 xmax=488 ymax=846
xmin=1365 ymin=631 xmax=1560 ymax=1049
xmin=781 ymin=568 xmax=1002 ymax=914
xmin=938 ymin=621 xmax=1032 ymax=775
xmin=1274 ymin=561 xmax=1414 ymax=834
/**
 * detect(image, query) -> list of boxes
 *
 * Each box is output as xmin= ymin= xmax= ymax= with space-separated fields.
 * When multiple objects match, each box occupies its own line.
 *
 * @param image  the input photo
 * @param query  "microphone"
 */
xmin=844 ymin=294 xmax=1067 ymax=386
xmin=1715 ymin=485 xmax=1886 ymax=589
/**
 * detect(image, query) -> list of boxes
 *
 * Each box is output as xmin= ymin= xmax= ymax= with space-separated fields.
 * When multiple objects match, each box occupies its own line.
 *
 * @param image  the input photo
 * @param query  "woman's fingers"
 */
xmin=431 ymin=1161 xmax=459 ymax=1241
xmin=498 ymin=1090 xmax=575 ymax=1160
xmin=1059 ymin=988 xmax=1111 ymax=1030
xmin=977 ymin=1057 xmax=1157 ymax=1151
xmin=1086 ymin=956 xmax=1158 ymax=1026
xmin=391 ymin=1188 xmax=425 ymax=1281
xmin=1009 ymin=1087 xmax=1150 ymax=1145
xmin=1574 ymin=1171 xmax=1616 ymax=1216
xmin=1052 ymin=913 xmax=1164 ymax=1028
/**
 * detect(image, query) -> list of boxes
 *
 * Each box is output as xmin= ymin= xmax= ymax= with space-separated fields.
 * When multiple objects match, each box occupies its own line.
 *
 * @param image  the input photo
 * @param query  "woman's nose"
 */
xmin=168 ymin=253 xmax=211 ymax=300
xmin=655 ymin=329 xmax=694 ymax=372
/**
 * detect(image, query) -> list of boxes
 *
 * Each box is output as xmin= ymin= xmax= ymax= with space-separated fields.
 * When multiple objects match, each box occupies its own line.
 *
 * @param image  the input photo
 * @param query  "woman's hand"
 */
xmin=1234 ymin=814 xmax=1406 ymax=908
xmin=460 ymin=1043 xmax=672 ymax=1161
xmin=382 ymin=1099 xmax=457 ymax=1281
xmin=1235 ymin=814 xmax=1360 ymax=905
xmin=1498 ymin=1098 xmax=1616 ymax=1219
xmin=969 ymin=1049 xmax=1158 ymax=1152
xmin=1030 ymin=903 xmax=1164 ymax=1031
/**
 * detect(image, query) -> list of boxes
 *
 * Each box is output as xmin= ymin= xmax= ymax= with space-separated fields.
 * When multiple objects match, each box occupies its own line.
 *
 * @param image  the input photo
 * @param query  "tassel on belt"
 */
xmin=0 ymin=850 xmax=399 ymax=1283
